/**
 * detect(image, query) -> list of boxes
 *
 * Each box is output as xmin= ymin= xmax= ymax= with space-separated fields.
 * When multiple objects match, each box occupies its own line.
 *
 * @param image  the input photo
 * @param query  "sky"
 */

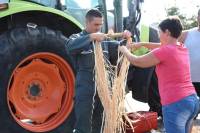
xmin=106 ymin=0 xmax=200 ymax=25
xmin=62 ymin=0 xmax=200 ymax=25
xmin=141 ymin=0 xmax=200 ymax=25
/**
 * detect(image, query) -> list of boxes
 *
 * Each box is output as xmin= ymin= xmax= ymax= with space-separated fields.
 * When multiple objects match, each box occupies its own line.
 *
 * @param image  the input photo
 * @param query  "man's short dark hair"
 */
xmin=159 ymin=16 xmax=183 ymax=38
xmin=85 ymin=9 xmax=102 ymax=21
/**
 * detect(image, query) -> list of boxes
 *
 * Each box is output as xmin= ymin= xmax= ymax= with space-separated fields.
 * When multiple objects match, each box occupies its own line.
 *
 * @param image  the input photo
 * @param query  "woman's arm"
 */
xmin=128 ymin=42 xmax=161 ymax=50
xmin=119 ymin=46 xmax=160 ymax=68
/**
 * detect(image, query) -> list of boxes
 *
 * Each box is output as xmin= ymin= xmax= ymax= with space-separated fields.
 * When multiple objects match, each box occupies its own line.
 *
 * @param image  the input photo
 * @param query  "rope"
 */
xmin=93 ymin=37 xmax=134 ymax=133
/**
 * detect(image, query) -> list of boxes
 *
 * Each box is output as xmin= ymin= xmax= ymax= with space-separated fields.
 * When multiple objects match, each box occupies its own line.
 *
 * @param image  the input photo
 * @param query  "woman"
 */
xmin=119 ymin=17 xmax=199 ymax=133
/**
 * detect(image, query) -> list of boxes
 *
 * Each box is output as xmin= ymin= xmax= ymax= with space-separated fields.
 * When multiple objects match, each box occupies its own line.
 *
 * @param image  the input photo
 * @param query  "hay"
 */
xmin=93 ymin=38 xmax=134 ymax=133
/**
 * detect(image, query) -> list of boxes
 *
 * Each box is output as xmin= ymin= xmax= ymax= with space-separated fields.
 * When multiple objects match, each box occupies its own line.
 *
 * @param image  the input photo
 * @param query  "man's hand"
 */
xmin=90 ymin=33 xmax=106 ymax=42
xmin=122 ymin=30 xmax=132 ymax=39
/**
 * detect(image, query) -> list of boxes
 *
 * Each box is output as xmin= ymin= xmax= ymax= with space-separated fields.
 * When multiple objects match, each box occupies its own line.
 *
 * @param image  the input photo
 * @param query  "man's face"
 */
xmin=86 ymin=17 xmax=103 ymax=33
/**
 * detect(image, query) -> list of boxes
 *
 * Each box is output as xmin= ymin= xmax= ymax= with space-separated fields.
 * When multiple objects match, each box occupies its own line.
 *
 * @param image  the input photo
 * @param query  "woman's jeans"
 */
xmin=162 ymin=94 xmax=199 ymax=133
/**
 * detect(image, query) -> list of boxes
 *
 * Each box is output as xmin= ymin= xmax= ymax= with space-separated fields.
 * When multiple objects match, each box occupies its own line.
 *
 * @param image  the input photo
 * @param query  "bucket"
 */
xmin=125 ymin=111 xmax=158 ymax=133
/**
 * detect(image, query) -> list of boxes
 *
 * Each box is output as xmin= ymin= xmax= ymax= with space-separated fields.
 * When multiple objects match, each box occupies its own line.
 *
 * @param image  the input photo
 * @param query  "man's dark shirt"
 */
xmin=66 ymin=30 xmax=119 ymax=97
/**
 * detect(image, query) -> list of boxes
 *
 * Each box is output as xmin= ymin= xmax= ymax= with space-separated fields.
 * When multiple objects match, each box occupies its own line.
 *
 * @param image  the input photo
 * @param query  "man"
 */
xmin=66 ymin=9 xmax=131 ymax=133
xmin=179 ymin=9 xmax=200 ymax=96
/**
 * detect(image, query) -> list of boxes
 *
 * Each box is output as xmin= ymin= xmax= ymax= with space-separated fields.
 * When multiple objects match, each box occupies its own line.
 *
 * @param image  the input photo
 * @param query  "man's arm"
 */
xmin=66 ymin=32 xmax=107 ymax=55
xmin=66 ymin=33 xmax=92 ymax=55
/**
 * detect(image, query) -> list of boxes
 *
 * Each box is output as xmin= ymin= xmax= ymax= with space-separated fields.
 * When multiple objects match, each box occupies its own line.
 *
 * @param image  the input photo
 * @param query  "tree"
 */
xmin=166 ymin=7 xmax=198 ymax=30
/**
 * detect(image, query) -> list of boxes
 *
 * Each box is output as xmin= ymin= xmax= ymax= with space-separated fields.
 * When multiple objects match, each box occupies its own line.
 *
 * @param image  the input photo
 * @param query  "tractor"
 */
xmin=0 ymin=0 xmax=161 ymax=132
xmin=0 ymin=0 xmax=82 ymax=132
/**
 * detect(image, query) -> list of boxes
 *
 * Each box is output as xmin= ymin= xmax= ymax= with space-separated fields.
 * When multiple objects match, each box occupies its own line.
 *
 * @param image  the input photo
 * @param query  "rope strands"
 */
xmin=93 ymin=37 xmax=134 ymax=133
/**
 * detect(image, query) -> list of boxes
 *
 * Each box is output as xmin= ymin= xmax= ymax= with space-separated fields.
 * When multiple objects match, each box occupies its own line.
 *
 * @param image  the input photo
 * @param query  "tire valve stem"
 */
xmin=27 ymin=23 xmax=37 ymax=29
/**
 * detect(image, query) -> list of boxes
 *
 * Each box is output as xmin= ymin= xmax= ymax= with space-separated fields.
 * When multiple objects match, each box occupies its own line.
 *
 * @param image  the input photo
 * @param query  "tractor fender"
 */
xmin=0 ymin=0 xmax=83 ymax=36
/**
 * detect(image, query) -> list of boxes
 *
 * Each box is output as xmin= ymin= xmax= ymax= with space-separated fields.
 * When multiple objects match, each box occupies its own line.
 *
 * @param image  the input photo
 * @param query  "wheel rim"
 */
xmin=7 ymin=52 xmax=75 ymax=132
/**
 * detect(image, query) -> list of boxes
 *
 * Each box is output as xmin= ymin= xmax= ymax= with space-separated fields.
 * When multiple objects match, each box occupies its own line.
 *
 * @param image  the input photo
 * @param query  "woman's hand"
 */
xmin=119 ymin=45 xmax=129 ymax=54
xmin=126 ymin=42 xmax=142 ymax=50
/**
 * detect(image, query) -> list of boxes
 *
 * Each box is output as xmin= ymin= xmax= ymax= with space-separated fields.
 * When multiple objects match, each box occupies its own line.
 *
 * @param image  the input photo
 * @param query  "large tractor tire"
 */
xmin=0 ymin=26 xmax=75 ymax=133
xmin=148 ymin=72 xmax=162 ymax=117
xmin=127 ymin=67 xmax=162 ymax=117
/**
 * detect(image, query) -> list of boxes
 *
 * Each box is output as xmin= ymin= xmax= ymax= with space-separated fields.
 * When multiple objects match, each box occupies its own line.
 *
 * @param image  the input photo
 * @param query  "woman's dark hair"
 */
xmin=85 ymin=9 xmax=102 ymax=21
xmin=159 ymin=16 xmax=183 ymax=38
